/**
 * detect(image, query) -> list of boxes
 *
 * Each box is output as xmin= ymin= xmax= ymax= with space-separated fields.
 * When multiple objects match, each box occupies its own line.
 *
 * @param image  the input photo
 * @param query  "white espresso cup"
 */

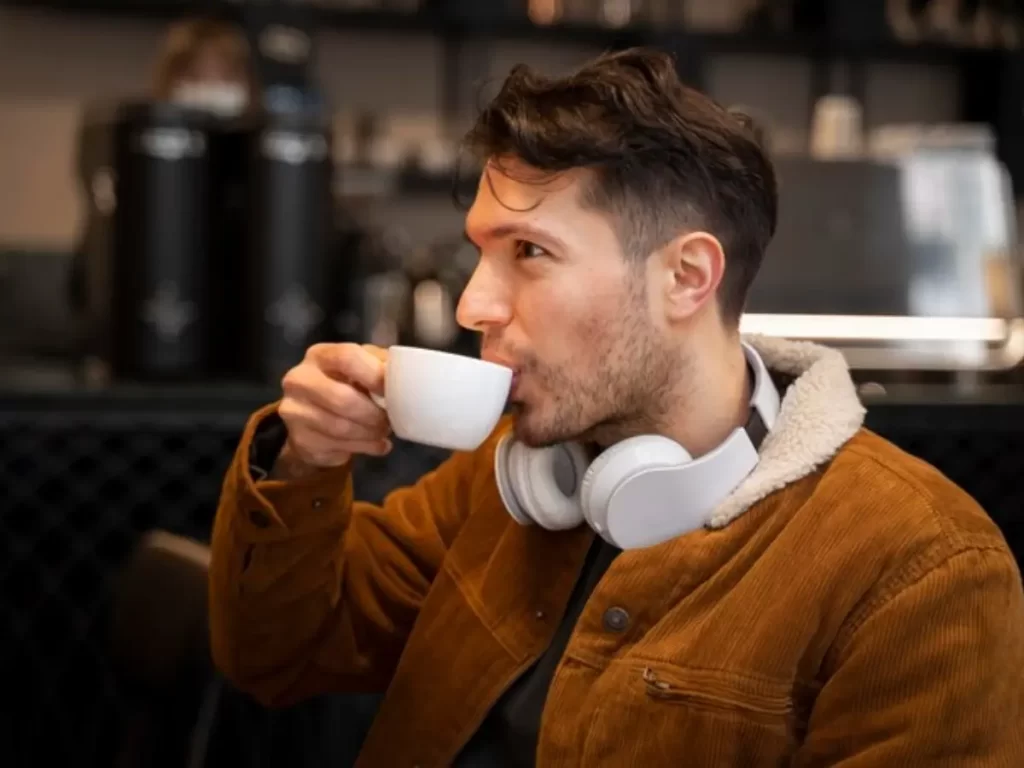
xmin=372 ymin=346 xmax=513 ymax=451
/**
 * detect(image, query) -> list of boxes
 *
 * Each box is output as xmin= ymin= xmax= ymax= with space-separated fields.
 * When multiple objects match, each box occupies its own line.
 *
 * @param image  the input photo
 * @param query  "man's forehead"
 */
xmin=468 ymin=159 xmax=589 ymax=224
xmin=487 ymin=159 xmax=590 ymax=201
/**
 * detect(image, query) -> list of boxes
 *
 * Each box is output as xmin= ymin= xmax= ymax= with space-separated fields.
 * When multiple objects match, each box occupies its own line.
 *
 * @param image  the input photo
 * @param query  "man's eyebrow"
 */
xmin=464 ymin=224 xmax=567 ymax=250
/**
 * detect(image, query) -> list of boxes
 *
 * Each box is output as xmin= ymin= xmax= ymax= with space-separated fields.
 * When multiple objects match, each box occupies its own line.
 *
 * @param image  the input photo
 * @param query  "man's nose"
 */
xmin=456 ymin=259 xmax=513 ymax=332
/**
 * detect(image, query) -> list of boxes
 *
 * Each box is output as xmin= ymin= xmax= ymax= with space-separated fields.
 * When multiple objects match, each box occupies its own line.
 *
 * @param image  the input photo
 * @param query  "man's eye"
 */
xmin=515 ymin=241 xmax=549 ymax=260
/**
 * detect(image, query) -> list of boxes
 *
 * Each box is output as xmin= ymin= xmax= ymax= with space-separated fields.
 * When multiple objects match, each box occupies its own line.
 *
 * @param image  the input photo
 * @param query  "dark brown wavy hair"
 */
xmin=462 ymin=48 xmax=778 ymax=323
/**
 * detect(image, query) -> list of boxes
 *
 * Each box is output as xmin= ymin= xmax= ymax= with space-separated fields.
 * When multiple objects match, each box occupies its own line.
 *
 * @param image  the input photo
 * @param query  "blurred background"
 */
xmin=3 ymin=0 xmax=1024 ymax=766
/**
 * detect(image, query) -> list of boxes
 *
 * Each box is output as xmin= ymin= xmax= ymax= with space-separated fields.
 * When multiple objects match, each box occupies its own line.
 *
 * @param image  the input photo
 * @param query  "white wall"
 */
xmin=0 ymin=7 xmax=960 ymax=250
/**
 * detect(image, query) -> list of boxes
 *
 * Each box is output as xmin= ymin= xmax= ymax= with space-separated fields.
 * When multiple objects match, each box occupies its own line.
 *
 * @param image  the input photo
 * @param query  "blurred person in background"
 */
xmin=209 ymin=48 xmax=1024 ymax=766
xmin=151 ymin=15 xmax=257 ymax=118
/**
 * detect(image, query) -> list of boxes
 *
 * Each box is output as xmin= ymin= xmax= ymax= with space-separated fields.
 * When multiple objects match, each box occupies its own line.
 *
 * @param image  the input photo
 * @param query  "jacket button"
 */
xmin=311 ymin=497 xmax=325 ymax=510
xmin=249 ymin=509 xmax=271 ymax=529
xmin=602 ymin=606 xmax=630 ymax=633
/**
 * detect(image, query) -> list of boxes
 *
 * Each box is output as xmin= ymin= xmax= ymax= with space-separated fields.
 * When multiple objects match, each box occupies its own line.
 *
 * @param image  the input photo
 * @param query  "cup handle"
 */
xmin=370 ymin=392 xmax=387 ymax=410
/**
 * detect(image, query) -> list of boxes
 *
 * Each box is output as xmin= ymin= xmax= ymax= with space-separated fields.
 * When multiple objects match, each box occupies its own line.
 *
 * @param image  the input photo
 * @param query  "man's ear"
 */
xmin=651 ymin=230 xmax=726 ymax=322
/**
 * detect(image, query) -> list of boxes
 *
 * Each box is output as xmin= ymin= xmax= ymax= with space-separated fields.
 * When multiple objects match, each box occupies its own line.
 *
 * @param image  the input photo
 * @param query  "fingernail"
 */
xmin=383 ymin=439 xmax=393 ymax=454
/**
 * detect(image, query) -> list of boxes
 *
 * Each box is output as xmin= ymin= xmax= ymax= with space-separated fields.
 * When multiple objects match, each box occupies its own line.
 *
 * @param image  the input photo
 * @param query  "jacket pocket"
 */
xmin=640 ymin=663 xmax=795 ymax=724
xmin=580 ymin=660 xmax=799 ymax=767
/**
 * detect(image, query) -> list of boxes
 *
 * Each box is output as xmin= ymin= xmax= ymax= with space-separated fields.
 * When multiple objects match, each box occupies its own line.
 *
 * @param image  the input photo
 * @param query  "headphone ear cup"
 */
xmin=507 ymin=440 xmax=589 ymax=531
xmin=495 ymin=433 xmax=531 ymax=525
xmin=580 ymin=436 xmax=691 ymax=540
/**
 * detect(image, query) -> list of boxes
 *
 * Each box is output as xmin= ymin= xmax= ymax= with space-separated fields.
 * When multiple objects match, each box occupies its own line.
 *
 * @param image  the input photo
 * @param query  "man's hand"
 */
xmin=272 ymin=343 xmax=392 ymax=479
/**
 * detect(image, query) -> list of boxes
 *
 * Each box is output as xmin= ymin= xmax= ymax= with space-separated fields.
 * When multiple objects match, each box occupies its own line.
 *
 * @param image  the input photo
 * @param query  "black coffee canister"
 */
xmin=110 ymin=102 xmax=213 ymax=381
xmin=245 ymin=112 xmax=334 ymax=382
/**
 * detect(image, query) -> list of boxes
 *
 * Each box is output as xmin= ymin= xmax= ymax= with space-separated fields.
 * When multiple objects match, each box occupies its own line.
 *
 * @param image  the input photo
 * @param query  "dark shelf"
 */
xmin=2 ymin=0 xmax=441 ymax=31
xmin=3 ymin=0 xmax=1008 ymax=68
xmin=3 ymin=0 xmax=195 ymax=21
xmin=457 ymin=16 xmax=1005 ymax=66
xmin=309 ymin=5 xmax=445 ymax=36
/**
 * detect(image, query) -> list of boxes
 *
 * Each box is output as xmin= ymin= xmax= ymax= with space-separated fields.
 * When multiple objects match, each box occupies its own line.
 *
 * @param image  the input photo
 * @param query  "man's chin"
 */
xmin=510 ymin=406 xmax=571 ymax=449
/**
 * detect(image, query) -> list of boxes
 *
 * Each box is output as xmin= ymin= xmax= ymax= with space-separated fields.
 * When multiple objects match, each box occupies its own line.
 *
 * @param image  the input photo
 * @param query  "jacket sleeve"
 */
xmin=794 ymin=546 xmax=1024 ymax=767
xmin=208 ymin=402 xmax=496 ymax=708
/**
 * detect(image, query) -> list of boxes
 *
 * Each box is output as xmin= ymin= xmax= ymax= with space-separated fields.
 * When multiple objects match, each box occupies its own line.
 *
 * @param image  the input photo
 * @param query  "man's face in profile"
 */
xmin=457 ymin=158 xmax=677 ymax=448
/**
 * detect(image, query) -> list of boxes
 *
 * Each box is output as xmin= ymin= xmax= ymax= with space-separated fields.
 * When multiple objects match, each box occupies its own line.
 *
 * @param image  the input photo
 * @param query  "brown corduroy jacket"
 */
xmin=209 ymin=337 xmax=1024 ymax=766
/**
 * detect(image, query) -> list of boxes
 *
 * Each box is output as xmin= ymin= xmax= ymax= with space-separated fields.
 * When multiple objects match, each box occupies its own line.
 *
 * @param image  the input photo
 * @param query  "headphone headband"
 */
xmin=743 ymin=340 xmax=780 ymax=447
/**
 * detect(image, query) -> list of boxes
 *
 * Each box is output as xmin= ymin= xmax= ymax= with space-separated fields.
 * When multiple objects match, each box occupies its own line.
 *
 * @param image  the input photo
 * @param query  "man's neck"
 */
xmin=662 ymin=334 xmax=752 ymax=459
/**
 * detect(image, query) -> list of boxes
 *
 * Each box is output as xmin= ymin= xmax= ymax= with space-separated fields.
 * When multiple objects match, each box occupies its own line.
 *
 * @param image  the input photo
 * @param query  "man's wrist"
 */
xmin=247 ymin=411 xmax=351 ymax=482
xmin=269 ymin=441 xmax=331 ymax=481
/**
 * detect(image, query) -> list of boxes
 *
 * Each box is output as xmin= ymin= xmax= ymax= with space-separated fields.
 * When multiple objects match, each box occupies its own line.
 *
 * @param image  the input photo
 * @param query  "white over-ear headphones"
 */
xmin=494 ymin=342 xmax=781 ymax=550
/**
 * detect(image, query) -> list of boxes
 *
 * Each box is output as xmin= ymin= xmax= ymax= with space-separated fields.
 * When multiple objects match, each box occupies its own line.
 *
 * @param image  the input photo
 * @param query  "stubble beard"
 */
xmin=512 ymin=296 xmax=677 ymax=450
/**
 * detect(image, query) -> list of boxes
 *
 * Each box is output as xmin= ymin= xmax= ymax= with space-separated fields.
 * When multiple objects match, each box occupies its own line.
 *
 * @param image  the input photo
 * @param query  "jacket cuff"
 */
xmin=228 ymin=402 xmax=354 ymax=543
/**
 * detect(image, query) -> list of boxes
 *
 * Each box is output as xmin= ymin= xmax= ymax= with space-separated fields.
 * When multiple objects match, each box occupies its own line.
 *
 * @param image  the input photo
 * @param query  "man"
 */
xmin=209 ymin=49 xmax=1024 ymax=765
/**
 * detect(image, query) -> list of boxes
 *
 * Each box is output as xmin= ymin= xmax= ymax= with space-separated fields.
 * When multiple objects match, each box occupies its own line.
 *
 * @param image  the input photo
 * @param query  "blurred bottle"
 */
xmin=109 ymin=103 xmax=214 ymax=381
xmin=243 ymin=111 xmax=336 ymax=383
xmin=529 ymin=0 xmax=564 ymax=25
xmin=809 ymin=94 xmax=865 ymax=160
xmin=599 ymin=0 xmax=636 ymax=27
